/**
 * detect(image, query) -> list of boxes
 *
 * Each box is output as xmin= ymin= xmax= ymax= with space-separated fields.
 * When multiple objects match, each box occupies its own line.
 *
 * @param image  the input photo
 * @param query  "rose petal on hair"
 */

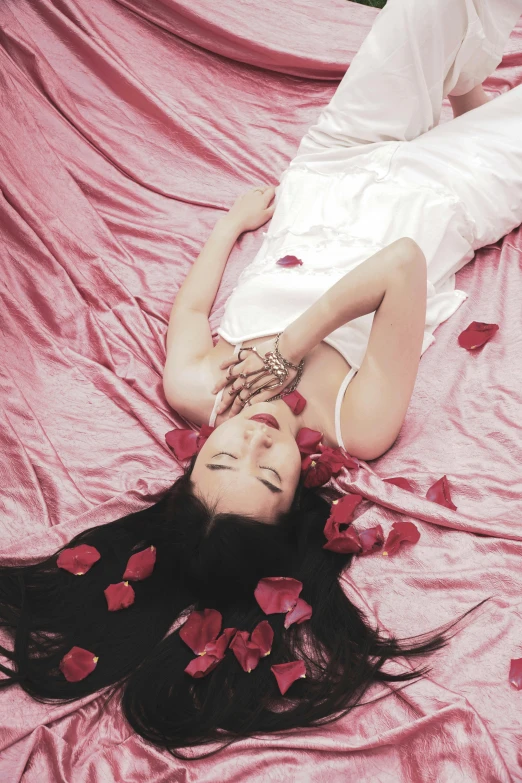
xmin=303 ymin=459 xmax=332 ymax=488
xmin=123 ymin=546 xmax=156 ymax=581
xmin=359 ymin=525 xmax=385 ymax=555
xmin=179 ymin=608 xmax=222 ymax=655
xmin=382 ymin=521 xmax=420 ymax=557
xmin=324 ymin=494 xmax=363 ymax=541
xmin=104 ymin=581 xmax=135 ymax=611
xmin=323 ymin=527 xmax=362 ymax=554
xmin=509 ymin=657 xmax=522 ymax=690
xmin=165 ymin=428 xmax=200 ymax=461
xmin=59 ymin=646 xmax=99 ymax=682
xmin=276 ymin=255 xmax=303 ymax=267
xmin=56 ymin=544 xmax=101 ymax=576
xmin=250 ymin=620 xmax=274 ymax=656
xmin=296 ymin=428 xmax=323 ymax=456
xmin=458 ymin=321 xmax=499 ymax=351
xmin=230 ymin=630 xmax=262 ymax=673
xmin=205 ymin=627 xmax=237 ymax=660
xmin=184 ymin=654 xmax=221 ymax=678
xmin=271 ymin=660 xmax=306 ymax=695
xmin=254 ymin=577 xmax=303 ymax=614
xmin=282 ymin=390 xmax=307 ymax=415
xmin=383 ymin=477 xmax=414 ymax=493
xmin=284 ymin=598 xmax=313 ymax=629
xmin=426 ymin=475 xmax=457 ymax=511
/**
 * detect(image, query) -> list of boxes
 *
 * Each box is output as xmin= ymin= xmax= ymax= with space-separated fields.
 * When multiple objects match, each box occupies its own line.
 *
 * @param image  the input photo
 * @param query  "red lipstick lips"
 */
xmin=248 ymin=414 xmax=280 ymax=430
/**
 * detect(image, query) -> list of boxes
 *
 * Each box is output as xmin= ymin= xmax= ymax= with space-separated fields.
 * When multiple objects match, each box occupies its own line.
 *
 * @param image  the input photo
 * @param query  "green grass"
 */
xmin=349 ymin=0 xmax=387 ymax=7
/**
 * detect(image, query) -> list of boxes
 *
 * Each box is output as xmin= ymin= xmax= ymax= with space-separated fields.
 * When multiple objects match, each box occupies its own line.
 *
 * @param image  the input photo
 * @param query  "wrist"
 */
xmin=215 ymin=215 xmax=244 ymax=238
xmin=278 ymin=329 xmax=305 ymax=365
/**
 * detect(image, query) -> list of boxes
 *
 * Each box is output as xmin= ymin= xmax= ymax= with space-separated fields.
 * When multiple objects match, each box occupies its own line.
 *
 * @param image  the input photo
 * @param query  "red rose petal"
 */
xmin=458 ymin=321 xmax=499 ymax=351
xmin=426 ymin=475 xmax=457 ymax=511
xmin=276 ymin=255 xmax=303 ymax=267
xmin=165 ymin=428 xmax=200 ymax=461
xmin=282 ymin=390 xmax=307 ymax=415
xmin=230 ymin=630 xmax=262 ymax=673
xmin=250 ymin=620 xmax=274 ymax=657
xmin=179 ymin=608 xmax=222 ymax=655
xmin=271 ymin=660 xmax=306 ymax=695
xmin=184 ymin=654 xmax=221 ymax=678
xmin=509 ymin=657 xmax=522 ymax=690
xmin=56 ymin=545 xmax=101 ymax=576
xmin=324 ymin=494 xmax=363 ymax=541
xmin=383 ymin=477 xmax=414 ymax=493
xmin=303 ymin=459 xmax=332 ymax=488
xmin=359 ymin=524 xmax=385 ymax=555
xmin=323 ymin=527 xmax=362 ymax=554
xmin=284 ymin=598 xmax=313 ymax=629
xmin=382 ymin=521 xmax=420 ymax=557
xmin=123 ymin=546 xmax=156 ymax=581
xmin=205 ymin=627 xmax=237 ymax=660
xmin=104 ymin=581 xmax=135 ymax=611
xmin=254 ymin=577 xmax=303 ymax=615
xmin=59 ymin=646 xmax=99 ymax=682
xmin=295 ymin=428 xmax=323 ymax=456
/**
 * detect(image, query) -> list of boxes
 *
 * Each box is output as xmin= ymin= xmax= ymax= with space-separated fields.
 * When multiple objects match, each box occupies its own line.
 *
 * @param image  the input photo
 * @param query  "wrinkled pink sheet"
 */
xmin=1 ymin=0 xmax=522 ymax=780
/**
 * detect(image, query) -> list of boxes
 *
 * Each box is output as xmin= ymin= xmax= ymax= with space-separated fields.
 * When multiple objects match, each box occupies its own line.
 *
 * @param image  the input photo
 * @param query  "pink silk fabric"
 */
xmin=1 ymin=0 xmax=522 ymax=780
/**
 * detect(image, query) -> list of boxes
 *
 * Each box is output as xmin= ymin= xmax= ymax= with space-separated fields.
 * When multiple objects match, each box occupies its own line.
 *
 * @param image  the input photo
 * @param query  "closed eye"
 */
xmin=214 ymin=452 xmax=282 ymax=482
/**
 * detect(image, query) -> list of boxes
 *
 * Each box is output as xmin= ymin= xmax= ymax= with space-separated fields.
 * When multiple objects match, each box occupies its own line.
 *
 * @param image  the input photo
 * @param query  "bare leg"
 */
xmin=448 ymin=84 xmax=492 ymax=118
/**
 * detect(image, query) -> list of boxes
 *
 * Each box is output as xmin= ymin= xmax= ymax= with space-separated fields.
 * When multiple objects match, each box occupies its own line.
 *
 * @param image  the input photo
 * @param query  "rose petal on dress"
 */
xmin=303 ymin=459 xmax=332 ymax=488
xmin=382 ymin=521 xmax=420 ymax=557
xmin=59 ymin=646 xmax=99 ymax=682
xmin=276 ymin=255 xmax=303 ymax=267
xmin=123 ymin=546 xmax=157 ymax=581
xmin=284 ymin=598 xmax=313 ymax=629
xmin=383 ymin=477 xmax=414 ymax=492
xmin=230 ymin=630 xmax=262 ymax=673
xmin=282 ymin=390 xmax=306 ymax=414
xmin=508 ymin=657 xmax=522 ymax=690
xmin=104 ymin=581 xmax=135 ymax=611
xmin=296 ymin=428 xmax=323 ymax=455
xmin=458 ymin=321 xmax=499 ymax=350
xmin=359 ymin=525 xmax=385 ymax=555
xmin=426 ymin=475 xmax=457 ymax=511
xmin=179 ymin=608 xmax=222 ymax=655
xmin=254 ymin=577 xmax=303 ymax=614
xmin=323 ymin=494 xmax=363 ymax=540
xmin=250 ymin=620 xmax=274 ymax=656
xmin=165 ymin=428 xmax=200 ymax=460
xmin=185 ymin=654 xmax=221 ymax=678
xmin=271 ymin=661 xmax=306 ymax=695
xmin=323 ymin=527 xmax=362 ymax=554
xmin=56 ymin=544 xmax=101 ymax=576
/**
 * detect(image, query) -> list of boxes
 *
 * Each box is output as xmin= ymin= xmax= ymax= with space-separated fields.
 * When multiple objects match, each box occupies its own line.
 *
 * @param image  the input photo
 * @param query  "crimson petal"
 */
xmin=205 ymin=627 xmax=237 ymax=660
xmin=324 ymin=494 xmax=363 ymax=541
xmin=276 ymin=255 xmax=303 ymax=267
xmin=323 ymin=527 xmax=362 ymax=554
xmin=197 ymin=424 xmax=215 ymax=450
xmin=104 ymin=581 xmax=135 ymax=611
xmin=123 ymin=546 xmax=156 ymax=581
xmin=303 ymin=459 xmax=332 ymax=488
xmin=383 ymin=521 xmax=420 ymax=557
xmin=179 ymin=608 xmax=222 ymax=655
xmin=165 ymin=428 xmax=200 ymax=461
xmin=282 ymin=390 xmax=306 ymax=414
xmin=185 ymin=654 xmax=221 ymax=678
xmin=254 ymin=577 xmax=303 ymax=615
xmin=359 ymin=525 xmax=385 ymax=555
xmin=284 ymin=598 xmax=313 ymax=629
xmin=271 ymin=660 xmax=306 ymax=695
xmin=59 ymin=646 xmax=99 ymax=682
xmin=426 ymin=475 xmax=457 ymax=511
xmin=509 ymin=657 xmax=522 ymax=690
xmin=56 ymin=544 xmax=101 ymax=576
xmin=383 ymin=477 xmax=414 ymax=493
xmin=230 ymin=630 xmax=262 ymax=673
xmin=250 ymin=620 xmax=274 ymax=657
xmin=458 ymin=321 xmax=499 ymax=350
xmin=296 ymin=428 xmax=323 ymax=456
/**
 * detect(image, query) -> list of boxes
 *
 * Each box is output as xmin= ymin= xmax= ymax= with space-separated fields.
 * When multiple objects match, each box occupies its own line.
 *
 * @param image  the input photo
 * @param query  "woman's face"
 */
xmin=191 ymin=401 xmax=303 ymax=524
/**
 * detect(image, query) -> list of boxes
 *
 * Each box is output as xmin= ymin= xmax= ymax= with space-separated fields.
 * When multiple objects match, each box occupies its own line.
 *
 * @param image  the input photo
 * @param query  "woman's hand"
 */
xmin=212 ymin=337 xmax=300 ymax=418
xmin=225 ymin=185 xmax=277 ymax=234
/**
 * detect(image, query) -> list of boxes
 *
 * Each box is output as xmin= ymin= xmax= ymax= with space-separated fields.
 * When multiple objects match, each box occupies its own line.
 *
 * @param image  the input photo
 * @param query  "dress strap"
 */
xmin=208 ymin=342 xmax=243 ymax=427
xmin=334 ymin=367 xmax=358 ymax=451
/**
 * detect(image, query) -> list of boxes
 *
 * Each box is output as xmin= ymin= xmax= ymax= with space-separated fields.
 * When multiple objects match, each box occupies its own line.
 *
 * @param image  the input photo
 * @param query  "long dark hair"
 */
xmin=0 ymin=455 xmax=480 ymax=759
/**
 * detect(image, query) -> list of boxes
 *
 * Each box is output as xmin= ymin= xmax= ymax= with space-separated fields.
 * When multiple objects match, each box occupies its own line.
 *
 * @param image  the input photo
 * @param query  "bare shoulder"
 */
xmin=163 ymin=356 xmax=215 ymax=428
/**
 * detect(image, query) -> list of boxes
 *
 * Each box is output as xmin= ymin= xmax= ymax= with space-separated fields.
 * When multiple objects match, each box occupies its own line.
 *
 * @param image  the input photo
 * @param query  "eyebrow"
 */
xmin=205 ymin=464 xmax=283 ymax=494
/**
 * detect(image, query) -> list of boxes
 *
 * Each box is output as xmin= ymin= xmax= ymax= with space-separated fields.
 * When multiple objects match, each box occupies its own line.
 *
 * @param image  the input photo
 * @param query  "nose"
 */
xmin=244 ymin=424 xmax=272 ymax=449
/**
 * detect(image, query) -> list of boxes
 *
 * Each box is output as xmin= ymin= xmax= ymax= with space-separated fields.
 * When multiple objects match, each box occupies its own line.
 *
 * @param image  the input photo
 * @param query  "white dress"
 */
xmin=216 ymin=0 xmax=522 ymax=447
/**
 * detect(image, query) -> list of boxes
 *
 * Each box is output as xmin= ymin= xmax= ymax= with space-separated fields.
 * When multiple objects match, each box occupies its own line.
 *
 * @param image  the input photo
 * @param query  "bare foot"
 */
xmin=448 ymin=84 xmax=492 ymax=118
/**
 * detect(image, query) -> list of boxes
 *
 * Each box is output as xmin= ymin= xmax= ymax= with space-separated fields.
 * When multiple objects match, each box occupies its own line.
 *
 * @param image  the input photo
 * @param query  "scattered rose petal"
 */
xmin=56 ymin=545 xmax=101 ymax=576
xmin=426 ymin=475 xmax=457 ymax=511
xmin=276 ymin=255 xmax=303 ymax=267
xmin=323 ymin=494 xmax=363 ymax=541
xmin=185 ymin=654 xmax=221 ymax=678
xmin=179 ymin=608 xmax=222 ymax=655
xmin=205 ymin=627 xmax=237 ymax=660
xmin=250 ymin=620 xmax=274 ymax=657
xmin=284 ymin=598 xmax=313 ymax=629
xmin=165 ymin=428 xmax=200 ymax=460
xmin=254 ymin=577 xmax=303 ymax=615
xmin=458 ymin=321 xmax=499 ymax=351
xmin=383 ymin=477 xmax=414 ymax=493
xmin=382 ymin=521 xmax=420 ymax=557
xmin=359 ymin=525 xmax=385 ymax=555
xmin=230 ymin=630 xmax=263 ymax=673
xmin=123 ymin=546 xmax=156 ymax=581
xmin=296 ymin=428 xmax=323 ymax=455
xmin=104 ymin=581 xmax=135 ymax=611
xmin=303 ymin=459 xmax=332 ymax=488
xmin=282 ymin=390 xmax=306 ymax=415
xmin=319 ymin=445 xmax=359 ymax=472
xmin=271 ymin=661 xmax=306 ymax=695
xmin=323 ymin=527 xmax=362 ymax=554
xmin=509 ymin=657 xmax=522 ymax=690
xmin=197 ymin=425 xmax=215 ymax=445
xmin=59 ymin=646 xmax=99 ymax=682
